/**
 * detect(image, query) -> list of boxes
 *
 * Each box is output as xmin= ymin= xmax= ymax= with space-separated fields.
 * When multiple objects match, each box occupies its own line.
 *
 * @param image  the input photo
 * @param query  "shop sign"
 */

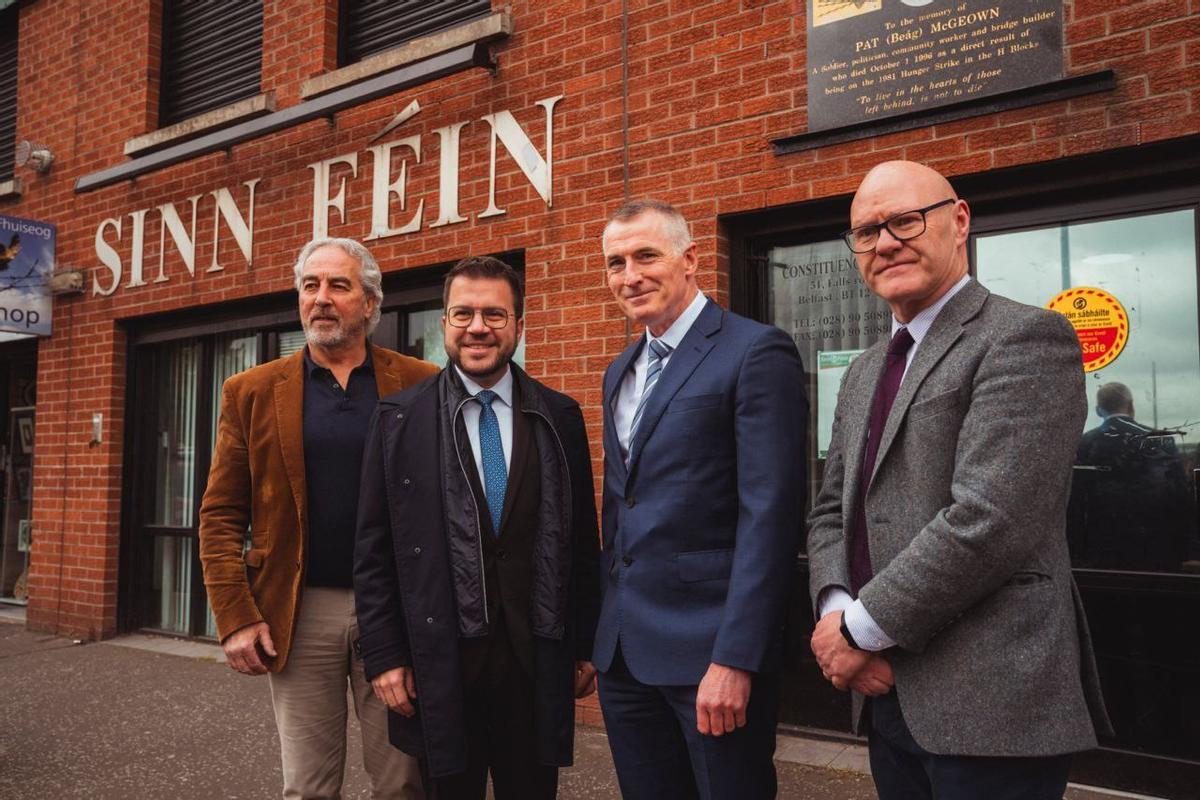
xmin=806 ymin=0 xmax=1064 ymax=132
xmin=1047 ymin=286 xmax=1128 ymax=372
xmin=92 ymin=95 xmax=563 ymax=297
xmin=0 ymin=214 xmax=55 ymax=336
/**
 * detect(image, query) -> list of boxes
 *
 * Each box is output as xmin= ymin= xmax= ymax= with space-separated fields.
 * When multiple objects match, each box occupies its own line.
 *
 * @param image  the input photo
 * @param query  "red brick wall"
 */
xmin=8 ymin=0 xmax=1200 ymax=638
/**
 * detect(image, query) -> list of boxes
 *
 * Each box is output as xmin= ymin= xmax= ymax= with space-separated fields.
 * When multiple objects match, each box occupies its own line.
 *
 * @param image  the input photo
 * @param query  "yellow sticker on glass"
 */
xmin=1046 ymin=287 xmax=1128 ymax=372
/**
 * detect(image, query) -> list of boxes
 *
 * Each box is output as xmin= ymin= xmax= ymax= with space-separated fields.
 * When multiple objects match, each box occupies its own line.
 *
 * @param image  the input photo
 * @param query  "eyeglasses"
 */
xmin=446 ymin=306 xmax=512 ymax=329
xmin=842 ymin=198 xmax=956 ymax=253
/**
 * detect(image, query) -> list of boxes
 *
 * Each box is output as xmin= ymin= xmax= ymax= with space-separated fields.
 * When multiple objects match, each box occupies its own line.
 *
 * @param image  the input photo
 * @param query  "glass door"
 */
xmin=975 ymin=208 xmax=1200 ymax=783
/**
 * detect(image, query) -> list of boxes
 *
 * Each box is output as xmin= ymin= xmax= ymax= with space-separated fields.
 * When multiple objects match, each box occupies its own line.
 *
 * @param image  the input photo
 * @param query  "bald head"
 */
xmin=1096 ymin=382 xmax=1134 ymax=418
xmin=852 ymin=161 xmax=958 ymax=218
xmin=847 ymin=160 xmax=971 ymax=323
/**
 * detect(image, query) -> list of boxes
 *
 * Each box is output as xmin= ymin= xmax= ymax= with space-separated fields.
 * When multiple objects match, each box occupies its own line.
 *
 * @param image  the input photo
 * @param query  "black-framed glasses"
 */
xmin=446 ymin=306 xmax=512 ymax=329
xmin=842 ymin=198 xmax=956 ymax=253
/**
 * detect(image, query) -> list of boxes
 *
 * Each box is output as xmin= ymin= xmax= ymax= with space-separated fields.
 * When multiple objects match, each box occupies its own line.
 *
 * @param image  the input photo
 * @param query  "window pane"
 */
xmin=766 ymin=239 xmax=892 ymax=459
xmin=977 ymin=209 xmax=1200 ymax=574
xmin=278 ymin=329 xmax=306 ymax=359
xmin=149 ymin=535 xmax=193 ymax=635
xmin=151 ymin=340 xmax=201 ymax=528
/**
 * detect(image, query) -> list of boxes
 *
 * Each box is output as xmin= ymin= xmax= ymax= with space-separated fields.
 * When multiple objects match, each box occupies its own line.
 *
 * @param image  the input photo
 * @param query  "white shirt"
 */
xmin=455 ymin=365 xmax=514 ymax=495
xmin=613 ymin=291 xmax=709 ymax=458
xmin=821 ymin=274 xmax=972 ymax=650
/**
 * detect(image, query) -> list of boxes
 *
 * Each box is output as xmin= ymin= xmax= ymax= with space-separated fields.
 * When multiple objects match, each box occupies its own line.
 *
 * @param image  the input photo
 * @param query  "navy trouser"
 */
xmin=598 ymin=648 xmax=779 ymax=800
xmin=868 ymin=690 xmax=1073 ymax=800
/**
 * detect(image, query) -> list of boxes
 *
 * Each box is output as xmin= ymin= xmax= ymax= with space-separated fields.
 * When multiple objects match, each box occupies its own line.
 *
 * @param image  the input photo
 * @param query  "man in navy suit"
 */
xmin=593 ymin=200 xmax=807 ymax=799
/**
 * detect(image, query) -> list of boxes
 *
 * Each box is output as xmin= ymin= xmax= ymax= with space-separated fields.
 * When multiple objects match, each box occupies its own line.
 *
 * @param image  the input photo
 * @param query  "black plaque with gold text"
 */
xmin=806 ymin=0 xmax=1064 ymax=132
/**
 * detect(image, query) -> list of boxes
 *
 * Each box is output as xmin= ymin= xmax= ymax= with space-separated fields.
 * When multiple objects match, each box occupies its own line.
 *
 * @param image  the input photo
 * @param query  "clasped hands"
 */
xmin=810 ymin=611 xmax=894 ymax=696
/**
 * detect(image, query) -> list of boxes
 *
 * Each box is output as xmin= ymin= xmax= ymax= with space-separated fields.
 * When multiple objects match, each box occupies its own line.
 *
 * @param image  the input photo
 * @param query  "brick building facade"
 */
xmin=2 ymin=1 xmax=1199 ymax=794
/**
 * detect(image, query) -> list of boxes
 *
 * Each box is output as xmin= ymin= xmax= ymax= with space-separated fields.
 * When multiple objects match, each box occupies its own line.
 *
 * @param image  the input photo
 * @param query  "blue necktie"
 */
xmin=630 ymin=338 xmax=672 ymax=445
xmin=476 ymin=389 xmax=507 ymax=536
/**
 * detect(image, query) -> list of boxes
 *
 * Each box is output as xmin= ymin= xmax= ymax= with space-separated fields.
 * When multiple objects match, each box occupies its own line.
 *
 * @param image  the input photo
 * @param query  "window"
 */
xmin=338 ymin=0 xmax=492 ymax=66
xmin=159 ymin=0 xmax=263 ymax=127
xmin=0 ymin=6 xmax=17 ymax=184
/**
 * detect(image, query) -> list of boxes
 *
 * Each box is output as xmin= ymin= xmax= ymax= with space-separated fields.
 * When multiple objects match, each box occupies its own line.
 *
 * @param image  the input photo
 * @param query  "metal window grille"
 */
xmin=0 ymin=8 xmax=17 ymax=183
xmin=159 ymin=1 xmax=263 ymax=127
xmin=338 ymin=0 xmax=491 ymax=66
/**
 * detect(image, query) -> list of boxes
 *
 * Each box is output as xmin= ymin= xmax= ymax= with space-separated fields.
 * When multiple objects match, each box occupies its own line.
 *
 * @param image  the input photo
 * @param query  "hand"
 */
xmin=811 ymin=611 xmax=873 ymax=690
xmin=372 ymin=666 xmax=417 ymax=717
xmin=695 ymin=663 xmax=751 ymax=737
xmin=849 ymin=654 xmax=894 ymax=696
xmin=222 ymin=621 xmax=276 ymax=675
xmin=574 ymin=661 xmax=598 ymax=698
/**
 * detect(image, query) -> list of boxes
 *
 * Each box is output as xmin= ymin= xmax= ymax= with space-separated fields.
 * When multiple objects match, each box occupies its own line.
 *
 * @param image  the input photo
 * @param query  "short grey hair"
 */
xmin=292 ymin=237 xmax=384 ymax=336
xmin=602 ymin=199 xmax=693 ymax=255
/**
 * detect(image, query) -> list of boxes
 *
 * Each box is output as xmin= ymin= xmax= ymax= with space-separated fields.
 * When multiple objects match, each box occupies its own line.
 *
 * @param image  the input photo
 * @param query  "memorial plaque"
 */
xmin=806 ymin=0 xmax=1064 ymax=132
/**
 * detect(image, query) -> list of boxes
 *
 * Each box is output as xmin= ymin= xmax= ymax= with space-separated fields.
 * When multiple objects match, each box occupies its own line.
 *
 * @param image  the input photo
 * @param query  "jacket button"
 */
xmin=625 ymin=497 xmax=635 ymax=508
xmin=403 ymin=478 xmax=411 ymax=486
xmin=497 ymin=549 xmax=508 ymax=560
xmin=396 ymin=412 xmax=404 ymax=420
xmin=413 ymin=546 xmax=421 ymax=555
xmin=622 ymin=556 xmax=633 ymax=567
xmin=426 ymin=617 xmax=434 ymax=624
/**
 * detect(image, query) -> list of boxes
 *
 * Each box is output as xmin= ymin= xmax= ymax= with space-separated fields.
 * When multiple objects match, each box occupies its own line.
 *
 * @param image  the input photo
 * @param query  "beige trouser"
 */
xmin=268 ymin=586 xmax=425 ymax=800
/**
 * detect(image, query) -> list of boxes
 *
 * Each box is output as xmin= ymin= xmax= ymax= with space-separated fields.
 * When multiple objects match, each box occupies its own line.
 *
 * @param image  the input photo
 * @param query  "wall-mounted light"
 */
xmin=15 ymin=140 xmax=54 ymax=174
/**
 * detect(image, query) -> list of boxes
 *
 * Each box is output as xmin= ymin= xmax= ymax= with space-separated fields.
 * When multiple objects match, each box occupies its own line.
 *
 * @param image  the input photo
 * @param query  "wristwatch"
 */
xmin=840 ymin=613 xmax=864 ymax=651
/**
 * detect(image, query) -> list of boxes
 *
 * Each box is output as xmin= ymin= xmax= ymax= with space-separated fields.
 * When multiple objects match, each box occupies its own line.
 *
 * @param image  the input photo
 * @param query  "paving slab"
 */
xmin=0 ymin=627 xmax=1157 ymax=799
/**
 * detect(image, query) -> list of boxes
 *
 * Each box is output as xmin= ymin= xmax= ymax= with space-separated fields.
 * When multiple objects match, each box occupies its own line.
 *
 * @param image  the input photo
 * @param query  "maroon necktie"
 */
xmin=849 ymin=326 xmax=915 ymax=595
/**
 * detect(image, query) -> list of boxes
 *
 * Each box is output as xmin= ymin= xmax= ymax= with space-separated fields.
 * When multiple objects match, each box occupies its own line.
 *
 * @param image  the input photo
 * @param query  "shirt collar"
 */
xmin=648 ymin=290 xmax=708 ymax=353
xmin=304 ymin=345 xmax=374 ymax=378
xmin=890 ymin=274 xmax=971 ymax=346
xmin=454 ymin=364 xmax=514 ymax=408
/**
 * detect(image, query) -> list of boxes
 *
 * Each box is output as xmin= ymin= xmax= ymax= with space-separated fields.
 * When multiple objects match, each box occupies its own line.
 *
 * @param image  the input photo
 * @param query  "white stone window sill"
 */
xmin=123 ymin=92 xmax=277 ymax=157
xmin=301 ymin=10 xmax=512 ymax=100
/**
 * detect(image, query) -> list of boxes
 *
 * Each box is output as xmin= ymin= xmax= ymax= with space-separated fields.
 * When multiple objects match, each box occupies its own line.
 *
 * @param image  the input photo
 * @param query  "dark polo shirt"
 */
xmin=302 ymin=347 xmax=378 ymax=587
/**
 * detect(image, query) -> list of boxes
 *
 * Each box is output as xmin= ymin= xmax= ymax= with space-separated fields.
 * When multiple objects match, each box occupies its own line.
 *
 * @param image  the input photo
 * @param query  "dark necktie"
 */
xmin=476 ymin=389 xmax=507 ymax=536
xmin=849 ymin=327 xmax=915 ymax=595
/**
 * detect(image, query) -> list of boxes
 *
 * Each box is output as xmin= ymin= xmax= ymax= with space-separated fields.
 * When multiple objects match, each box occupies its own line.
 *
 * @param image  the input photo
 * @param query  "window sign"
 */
xmin=0 ymin=214 xmax=54 ymax=337
xmin=767 ymin=238 xmax=892 ymax=457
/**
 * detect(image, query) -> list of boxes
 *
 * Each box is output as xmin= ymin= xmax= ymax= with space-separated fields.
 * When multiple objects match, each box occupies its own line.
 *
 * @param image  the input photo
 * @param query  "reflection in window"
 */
xmin=151 ymin=536 xmax=193 ymax=635
xmin=404 ymin=307 xmax=525 ymax=370
xmin=976 ymin=209 xmax=1200 ymax=574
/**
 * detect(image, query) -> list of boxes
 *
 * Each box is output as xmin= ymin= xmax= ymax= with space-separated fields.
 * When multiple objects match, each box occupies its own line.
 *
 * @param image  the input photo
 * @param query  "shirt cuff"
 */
xmin=844 ymin=599 xmax=896 ymax=652
xmin=817 ymin=586 xmax=853 ymax=619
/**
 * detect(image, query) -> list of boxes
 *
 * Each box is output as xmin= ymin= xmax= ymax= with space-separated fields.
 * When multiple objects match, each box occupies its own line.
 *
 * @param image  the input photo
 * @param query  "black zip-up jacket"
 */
xmin=353 ymin=365 xmax=599 ymax=777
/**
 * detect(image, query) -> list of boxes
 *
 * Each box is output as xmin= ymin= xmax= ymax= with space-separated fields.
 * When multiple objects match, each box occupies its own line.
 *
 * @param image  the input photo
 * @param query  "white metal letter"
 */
xmin=126 ymin=208 xmax=149 ymax=288
xmin=156 ymin=194 xmax=201 ymax=282
xmin=307 ymin=153 xmax=358 ymax=239
xmin=478 ymin=95 xmax=563 ymax=219
xmin=366 ymin=136 xmax=423 ymax=240
xmin=429 ymin=121 xmax=469 ymax=228
xmin=92 ymin=217 xmax=122 ymax=297
xmin=209 ymin=178 xmax=260 ymax=272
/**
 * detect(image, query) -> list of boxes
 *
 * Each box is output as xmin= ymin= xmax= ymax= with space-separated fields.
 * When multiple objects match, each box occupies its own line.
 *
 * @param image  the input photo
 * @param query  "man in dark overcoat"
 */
xmin=353 ymin=255 xmax=600 ymax=800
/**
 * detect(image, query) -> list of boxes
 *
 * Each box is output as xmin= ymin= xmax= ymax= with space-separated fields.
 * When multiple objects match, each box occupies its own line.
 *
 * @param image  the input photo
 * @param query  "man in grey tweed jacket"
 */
xmin=807 ymin=160 xmax=1111 ymax=800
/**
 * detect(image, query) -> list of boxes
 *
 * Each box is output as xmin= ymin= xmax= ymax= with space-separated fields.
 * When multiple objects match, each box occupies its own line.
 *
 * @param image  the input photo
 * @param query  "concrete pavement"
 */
xmin=0 ymin=617 xmax=1128 ymax=799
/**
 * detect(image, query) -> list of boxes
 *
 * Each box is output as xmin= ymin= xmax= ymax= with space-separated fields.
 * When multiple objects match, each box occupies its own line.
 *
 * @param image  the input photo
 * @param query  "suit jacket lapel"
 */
xmin=627 ymin=301 xmax=721 ymax=472
xmin=870 ymin=280 xmax=989 ymax=483
xmin=604 ymin=337 xmax=641 ymax=485
xmin=273 ymin=351 xmax=307 ymax=519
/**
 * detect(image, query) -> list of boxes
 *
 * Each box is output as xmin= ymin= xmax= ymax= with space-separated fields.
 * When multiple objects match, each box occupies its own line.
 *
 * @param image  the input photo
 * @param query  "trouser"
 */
xmin=268 ymin=587 xmax=426 ymax=800
xmin=598 ymin=648 xmax=779 ymax=800
xmin=434 ymin=629 xmax=557 ymax=800
xmin=867 ymin=690 xmax=1073 ymax=800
